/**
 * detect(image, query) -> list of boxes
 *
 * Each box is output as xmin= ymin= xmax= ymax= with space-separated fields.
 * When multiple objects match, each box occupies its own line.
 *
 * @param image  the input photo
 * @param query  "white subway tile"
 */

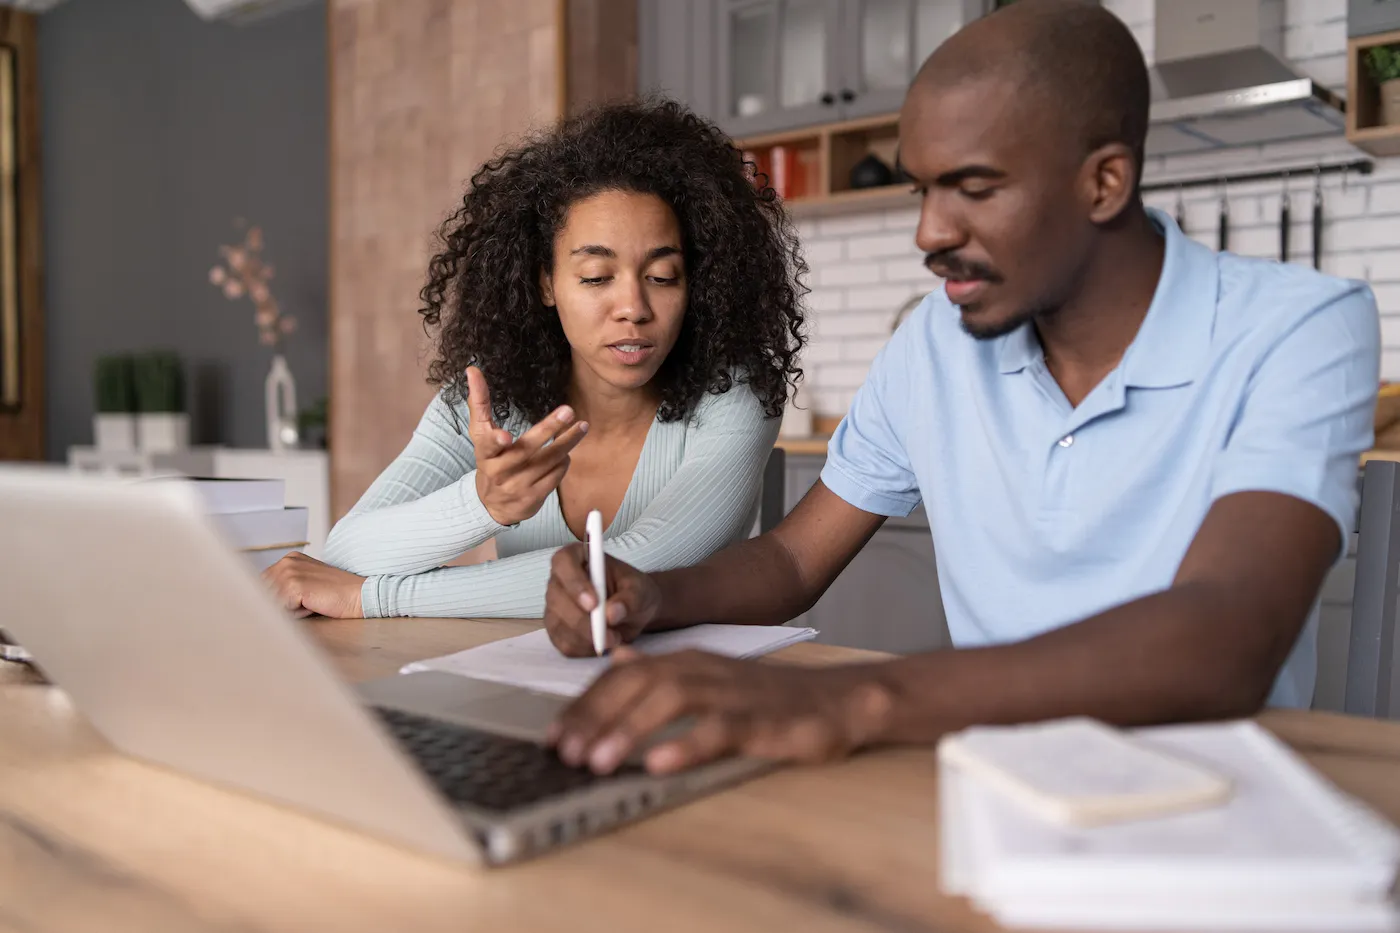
xmin=804 ymin=288 xmax=846 ymax=313
xmin=1363 ymin=250 xmax=1400 ymax=282
xmin=1283 ymin=21 xmax=1345 ymax=61
xmin=1220 ymin=226 xmax=1279 ymax=258
xmin=816 ymin=262 xmax=883 ymax=287
xmin=815 ymin=362 xmax=874 ymax=390
xmin=1323 ymin=252 xmax=1371 ymax=279
xmin=883 ymin=207 xmax=921 ymax=231
xmin=1374 ymin=283 xmax=1400 ymax=314
xmin=1285 ymin=0 xmax=1346 ymax=28
xmin=1329 ymin=218 xmax=1400 ymax=252
xmin=801 ymin=239 xmax=846 ymax=264
xmin=799 ymin=340 xmax=844 ymax=365
xmin=846 ymin=231 xmax=919 ymax=260
xmin=1381 ymin=315 xmax=1400 ymax=348
xmin=1366 ymin=183 xmax=1400 ymax=215
xmin=795 ymin=219 xmax=820 ymax=240
xmin=841 ymin=337 xmax=894 ymax=364
xmin=817 ymin=311 xmax=894 ymax=338
xmin=1102 ymin=0 xmax=1152 ymax=28
xmin=1293 ymin=54 xmax=1347 ymax=91
xmin=846 ymin=283 xmax=927 ymax=313
xmin=817 ymin=213 xmax=887 ymax=237
xmin=811 ymin=389 xmax=852 ymax=417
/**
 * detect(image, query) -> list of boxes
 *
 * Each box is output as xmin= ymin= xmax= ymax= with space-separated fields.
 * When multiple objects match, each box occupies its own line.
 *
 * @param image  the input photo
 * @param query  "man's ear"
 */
xmin=539 ymin=267 xmax=556 ymax=308
xmin=1081 ymin=142 xmax=1138 ymax=225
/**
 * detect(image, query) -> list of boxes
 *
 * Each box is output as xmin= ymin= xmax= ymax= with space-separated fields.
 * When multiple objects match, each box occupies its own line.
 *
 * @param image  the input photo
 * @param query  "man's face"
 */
xmin=899 ymin=76 xmax=1091 ymax=340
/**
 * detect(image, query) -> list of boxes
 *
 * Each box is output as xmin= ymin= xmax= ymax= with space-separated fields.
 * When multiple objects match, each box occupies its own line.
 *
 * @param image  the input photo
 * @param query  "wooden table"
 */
xmin=2 ymin=618 xmax=1399 ymax=933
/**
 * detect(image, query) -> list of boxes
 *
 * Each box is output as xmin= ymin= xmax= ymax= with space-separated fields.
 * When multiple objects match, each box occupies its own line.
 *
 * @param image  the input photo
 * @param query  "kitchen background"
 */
xmin=0 ymin=0 xmax=1394 ymax=706
xmin=726 ymin=0 xmax=1400 ymax=420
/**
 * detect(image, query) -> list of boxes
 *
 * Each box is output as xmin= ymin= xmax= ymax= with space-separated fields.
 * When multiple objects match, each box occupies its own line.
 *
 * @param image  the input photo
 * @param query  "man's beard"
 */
xmin=959 ymin=303 xmax=1047 ymax=341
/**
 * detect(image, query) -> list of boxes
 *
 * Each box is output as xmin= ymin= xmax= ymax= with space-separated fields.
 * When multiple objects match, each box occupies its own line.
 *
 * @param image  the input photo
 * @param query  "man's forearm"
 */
xmin=648 ymin=534 xmax=819 ymax=629
xmin=852 ymin=583 xmax=1291 ymax=745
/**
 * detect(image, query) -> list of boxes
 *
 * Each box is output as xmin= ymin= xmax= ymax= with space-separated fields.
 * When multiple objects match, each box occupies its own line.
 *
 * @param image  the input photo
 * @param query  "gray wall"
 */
xmin=39 ymin=0 xmax=327 ymax=459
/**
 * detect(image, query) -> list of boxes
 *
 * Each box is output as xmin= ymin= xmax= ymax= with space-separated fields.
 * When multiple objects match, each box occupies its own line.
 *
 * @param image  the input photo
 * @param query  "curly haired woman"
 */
xmin=264 ymin=99 xmax=807 ymax=646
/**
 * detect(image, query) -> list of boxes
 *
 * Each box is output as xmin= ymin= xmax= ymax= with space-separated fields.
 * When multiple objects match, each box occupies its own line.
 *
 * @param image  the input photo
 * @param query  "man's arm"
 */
xmin=548 ymin=489 xmax=1337 ymax=775
xmin=543 ymin=480 xmax=887 ymax=650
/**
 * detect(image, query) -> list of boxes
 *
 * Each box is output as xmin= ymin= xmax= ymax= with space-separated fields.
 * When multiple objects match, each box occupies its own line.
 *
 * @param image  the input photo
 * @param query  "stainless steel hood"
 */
xmin=1144 ymin=0 xmax=1346 ymax=158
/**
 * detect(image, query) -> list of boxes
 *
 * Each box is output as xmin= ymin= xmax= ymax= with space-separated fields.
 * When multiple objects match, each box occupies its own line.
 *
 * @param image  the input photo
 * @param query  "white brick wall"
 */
xmin=797 ymin=0 xmax=1400 ymax=416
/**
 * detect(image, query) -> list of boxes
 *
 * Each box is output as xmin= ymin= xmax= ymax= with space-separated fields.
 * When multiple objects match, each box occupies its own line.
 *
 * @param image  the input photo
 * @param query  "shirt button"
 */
xmin=1058 ymin=435 xmax=1075 ymax=448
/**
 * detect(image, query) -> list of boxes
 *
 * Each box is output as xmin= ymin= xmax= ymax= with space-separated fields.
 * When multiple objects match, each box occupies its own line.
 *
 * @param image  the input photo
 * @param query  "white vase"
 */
xmin=137 ymin=412 xmax=190 ymax=453
xmin=93 ymin=413 xmax=137 ymax=452
xmin=265 ymin=353 xmax=299 ymax=452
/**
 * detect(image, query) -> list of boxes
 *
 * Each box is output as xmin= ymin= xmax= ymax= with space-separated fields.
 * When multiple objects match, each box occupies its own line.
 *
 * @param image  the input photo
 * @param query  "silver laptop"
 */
xmin=0 ymin=467 xmax=770 ymax=866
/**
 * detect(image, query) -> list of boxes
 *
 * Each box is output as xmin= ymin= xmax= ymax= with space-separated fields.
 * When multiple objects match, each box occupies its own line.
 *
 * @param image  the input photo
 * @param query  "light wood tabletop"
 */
xmin=1 ymin=617 xmax=1398 ymax=933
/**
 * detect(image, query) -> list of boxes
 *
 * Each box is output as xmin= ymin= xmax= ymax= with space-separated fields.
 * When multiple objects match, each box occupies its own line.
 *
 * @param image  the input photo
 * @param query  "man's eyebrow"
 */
xmin=895 ymin=151 xmax=1007 ymax=187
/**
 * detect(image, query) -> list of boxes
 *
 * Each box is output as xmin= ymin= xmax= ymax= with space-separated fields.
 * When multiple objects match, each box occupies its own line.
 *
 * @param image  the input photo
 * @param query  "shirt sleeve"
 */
xmin=1210 ymin=282 xmax=1380 ymax=559
xmin=820 ymin=313 xmax=922 ymax=517
xmin=361 ymin=382 xmax=781 ymax=619
xmin=321 ymin=390 xmax=508 ymax=577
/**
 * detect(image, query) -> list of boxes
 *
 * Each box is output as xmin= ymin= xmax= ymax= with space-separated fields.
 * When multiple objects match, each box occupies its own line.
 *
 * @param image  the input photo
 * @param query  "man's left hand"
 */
xmin=547 ymin=647 xmax=894 ymax=775
xmin=262 ymin=552 xmax=365 ymax=619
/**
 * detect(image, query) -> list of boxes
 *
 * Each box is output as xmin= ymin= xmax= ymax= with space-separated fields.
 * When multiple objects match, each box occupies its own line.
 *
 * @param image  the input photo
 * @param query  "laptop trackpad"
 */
xmin=355 ymin=672 xmax=566 ymax=742
xmin=355 ymin=672 xmax=697 ymax=754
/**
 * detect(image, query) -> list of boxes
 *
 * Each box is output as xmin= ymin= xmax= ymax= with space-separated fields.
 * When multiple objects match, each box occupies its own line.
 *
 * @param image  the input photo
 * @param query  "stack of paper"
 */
xmin=152 ymin=476 xmax=309 ymax=571
xmin=939 ymin=718 xmax=1400 ymax=931
xmin=400 ymin=624 xmax=819 ymax=697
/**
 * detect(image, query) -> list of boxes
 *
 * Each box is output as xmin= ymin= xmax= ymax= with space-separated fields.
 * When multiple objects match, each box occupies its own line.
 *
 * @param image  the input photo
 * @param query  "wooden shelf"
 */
xmin=737 ymin=112 xmax=907 ymax=215
xmin=1346 ymin=29 xmax=1400 ymax=156
xmin=780 ymin=184 xmax=919 ymax=218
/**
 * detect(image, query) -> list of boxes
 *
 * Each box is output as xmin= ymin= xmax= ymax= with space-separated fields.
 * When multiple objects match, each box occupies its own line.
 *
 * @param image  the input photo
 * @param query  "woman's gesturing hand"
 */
xmin=466 ymin=366 xmax=590 ymax=527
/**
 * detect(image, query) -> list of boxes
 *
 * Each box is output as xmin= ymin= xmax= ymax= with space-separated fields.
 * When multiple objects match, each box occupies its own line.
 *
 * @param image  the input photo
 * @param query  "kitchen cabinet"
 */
xmin=782 ymin=452 xmax=950 ymax=654
xmin=638 ymin=0 xmax=991 ymax=137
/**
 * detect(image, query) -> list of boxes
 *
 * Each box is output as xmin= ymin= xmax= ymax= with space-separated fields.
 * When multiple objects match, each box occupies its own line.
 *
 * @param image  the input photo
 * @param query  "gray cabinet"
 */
xmin=638 ymin=0 xmax=994 ymax=137
xmin=782 ymin=453 xmax=949 ymax=654
xmin=715 ymin=0 xmax=844 ymax=137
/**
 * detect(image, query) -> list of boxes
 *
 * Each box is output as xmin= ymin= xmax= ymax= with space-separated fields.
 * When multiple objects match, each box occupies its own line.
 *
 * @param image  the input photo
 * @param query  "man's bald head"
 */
xmin=914 ymin=0 xmax=1150 ymax=181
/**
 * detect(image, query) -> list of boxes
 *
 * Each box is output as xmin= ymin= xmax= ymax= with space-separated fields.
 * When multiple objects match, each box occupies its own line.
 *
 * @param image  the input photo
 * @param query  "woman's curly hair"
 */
xmin=418 ymin=97 xmax=808 ymax=426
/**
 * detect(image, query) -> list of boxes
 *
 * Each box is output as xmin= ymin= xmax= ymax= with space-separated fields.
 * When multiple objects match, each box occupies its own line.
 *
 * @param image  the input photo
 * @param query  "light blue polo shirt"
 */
xmin=821 ymin=208 xmax=1380 ymax=708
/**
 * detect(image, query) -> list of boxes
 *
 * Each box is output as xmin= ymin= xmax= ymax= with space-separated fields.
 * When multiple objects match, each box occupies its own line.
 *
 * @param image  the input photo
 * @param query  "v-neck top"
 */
xmin=324 ymin=381 xmax=779 ymax=619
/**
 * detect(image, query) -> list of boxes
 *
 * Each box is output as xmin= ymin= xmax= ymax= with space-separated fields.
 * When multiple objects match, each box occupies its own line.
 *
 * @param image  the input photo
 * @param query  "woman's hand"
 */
xmin=263 ymin=552 xmax=365 ymax=619
xmin=466 ymin=366 xmax=590 ymax=527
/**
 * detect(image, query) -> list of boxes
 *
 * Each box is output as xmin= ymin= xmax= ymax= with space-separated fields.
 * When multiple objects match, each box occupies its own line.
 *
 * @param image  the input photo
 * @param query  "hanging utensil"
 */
xmin=1279 ymin=171 xmax=1290 ymax=264
xmin=1311 ymin=165 xmax=1323 ymax=271
xmin=1217 ymin=178 xmax=1229 ymax=252
xmin=1174 ymin=184 xmax=1187 ymax=235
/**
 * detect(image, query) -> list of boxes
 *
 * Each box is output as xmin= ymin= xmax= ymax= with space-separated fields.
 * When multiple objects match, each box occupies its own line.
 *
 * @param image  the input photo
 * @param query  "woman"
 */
xmin=265 ymin=99 xmax=806 ymax=648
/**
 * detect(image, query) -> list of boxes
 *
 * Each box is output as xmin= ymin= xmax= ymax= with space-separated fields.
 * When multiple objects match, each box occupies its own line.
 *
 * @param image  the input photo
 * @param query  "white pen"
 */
xmin=585 ymin=509 xmax=608 ymax=656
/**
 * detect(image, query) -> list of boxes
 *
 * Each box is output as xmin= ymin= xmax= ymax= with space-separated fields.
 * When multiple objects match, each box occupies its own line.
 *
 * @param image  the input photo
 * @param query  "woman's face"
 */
xmin=542 ymin=189 xmax=687 ymax=395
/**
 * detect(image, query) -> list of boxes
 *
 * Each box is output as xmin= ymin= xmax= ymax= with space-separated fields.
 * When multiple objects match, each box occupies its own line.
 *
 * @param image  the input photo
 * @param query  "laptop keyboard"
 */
xmin=371 ymin=705 xmax=642 ymax=813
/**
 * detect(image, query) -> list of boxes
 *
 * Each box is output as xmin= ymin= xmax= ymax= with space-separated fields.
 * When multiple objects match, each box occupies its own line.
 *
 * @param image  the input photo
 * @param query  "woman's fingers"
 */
xmin=465 ymin=367 xmax=512 ymax=457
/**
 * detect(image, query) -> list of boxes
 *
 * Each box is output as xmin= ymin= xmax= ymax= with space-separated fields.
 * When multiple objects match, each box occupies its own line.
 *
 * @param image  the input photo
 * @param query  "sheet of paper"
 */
xmin=399 ymin=624 xmax=819 ymax=697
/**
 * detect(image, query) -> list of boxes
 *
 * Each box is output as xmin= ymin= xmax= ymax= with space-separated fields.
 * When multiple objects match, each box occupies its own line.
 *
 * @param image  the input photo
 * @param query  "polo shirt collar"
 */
xmin=996 ymin=208 xmax=1219 ymax=388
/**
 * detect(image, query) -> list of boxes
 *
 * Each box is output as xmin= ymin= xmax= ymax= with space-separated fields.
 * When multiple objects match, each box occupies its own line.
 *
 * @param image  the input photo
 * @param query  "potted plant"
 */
xmin=1366 ymin=44 xmax=1400 ymax=127
xmin=93 ymin=354 xmax=137 ymax=452
xmin=133 ymin=350 xmax=189 ymax=453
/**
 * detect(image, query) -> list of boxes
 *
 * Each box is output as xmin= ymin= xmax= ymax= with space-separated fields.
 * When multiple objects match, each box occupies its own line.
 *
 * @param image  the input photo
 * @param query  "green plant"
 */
xmin=1365 ymin=44 xmax=1400 ymax=85
xmin=298 ymin=396 xmax=328 ymax=449
xmin=93 ymin=354 xmax=136 ymax=414
xmin=132 ymin=351 xmax=186 ymax=414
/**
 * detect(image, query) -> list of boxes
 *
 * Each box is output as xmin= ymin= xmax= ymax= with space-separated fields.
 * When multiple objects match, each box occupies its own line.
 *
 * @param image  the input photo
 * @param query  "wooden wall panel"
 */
xmin=327 ymin=0 xmax=561 ymax=520
xmin=565 ymin=0 xmax=638 ymax=116
xmin=0 ymin=10 xmax=42 ymax=461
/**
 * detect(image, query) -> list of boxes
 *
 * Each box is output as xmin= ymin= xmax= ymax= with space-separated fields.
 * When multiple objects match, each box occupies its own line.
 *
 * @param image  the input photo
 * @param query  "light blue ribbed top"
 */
xmin=323 ymin=382 xmax=779 ymax=618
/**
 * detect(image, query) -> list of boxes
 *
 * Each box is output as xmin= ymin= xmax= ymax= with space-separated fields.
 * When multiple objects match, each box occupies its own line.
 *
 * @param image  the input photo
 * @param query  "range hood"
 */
xmin=1144 ymin=0 xmax=1346 ymax=158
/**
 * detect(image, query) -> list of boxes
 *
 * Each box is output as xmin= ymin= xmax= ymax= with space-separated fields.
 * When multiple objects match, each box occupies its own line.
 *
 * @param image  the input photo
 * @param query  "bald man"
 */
xmin=541 ymin=0 xmax=1381 ymax=776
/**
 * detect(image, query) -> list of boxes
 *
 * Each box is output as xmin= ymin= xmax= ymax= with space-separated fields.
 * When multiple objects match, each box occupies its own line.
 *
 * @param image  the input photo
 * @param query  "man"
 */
xmin=541 ymin=0 xmax=1381 ymax=778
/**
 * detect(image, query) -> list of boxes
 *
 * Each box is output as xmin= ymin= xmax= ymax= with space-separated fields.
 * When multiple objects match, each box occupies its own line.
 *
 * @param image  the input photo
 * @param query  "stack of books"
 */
xmin=174 ymin=477 xmax=309 ymax=572
xmin=939 ymin=717 xmax=1400 ymax=931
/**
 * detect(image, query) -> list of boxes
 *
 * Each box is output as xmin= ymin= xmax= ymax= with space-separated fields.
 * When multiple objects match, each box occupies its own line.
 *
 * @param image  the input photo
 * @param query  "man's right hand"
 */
xmin=544 ymin=546 xmax=663 ymax=657
xmin=466 ymin=366 xmax=589 ymax=527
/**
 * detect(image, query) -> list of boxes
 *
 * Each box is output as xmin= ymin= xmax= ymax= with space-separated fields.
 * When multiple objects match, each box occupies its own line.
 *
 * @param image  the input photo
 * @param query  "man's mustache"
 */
xmin=924 ymin=252 xmax=1000 ymax=283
